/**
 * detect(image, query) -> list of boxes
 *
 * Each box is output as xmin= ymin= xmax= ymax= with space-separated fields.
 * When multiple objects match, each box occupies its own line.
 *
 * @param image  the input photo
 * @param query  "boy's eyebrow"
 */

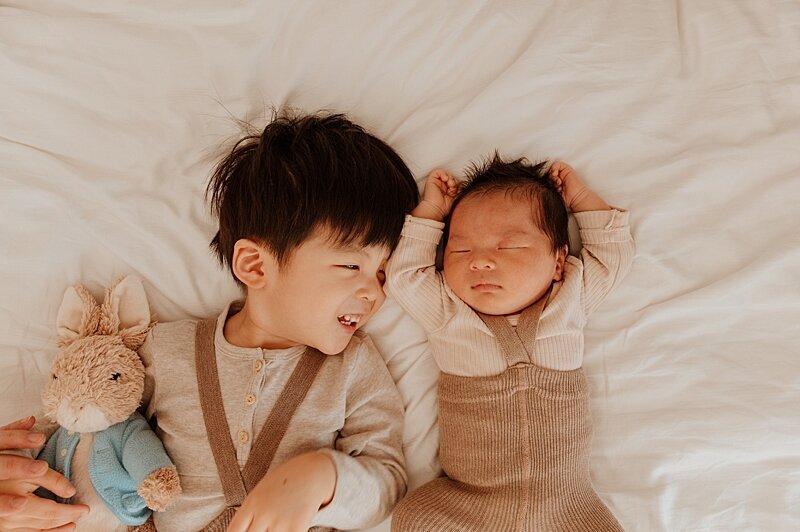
xmin=331 ymin=242 xmax=386 ymax=256
xmin=331 ymin=242 xmax=365 ymax=253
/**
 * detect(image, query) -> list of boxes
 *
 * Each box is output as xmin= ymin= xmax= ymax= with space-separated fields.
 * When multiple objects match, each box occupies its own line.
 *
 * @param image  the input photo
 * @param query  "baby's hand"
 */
xmin=549 ymin=161 xmax=588 ymax=212
xmin=411 ymin=169 xmax=460 ymax=222
xmin=226 ymin=451 xmax=336 ymax=532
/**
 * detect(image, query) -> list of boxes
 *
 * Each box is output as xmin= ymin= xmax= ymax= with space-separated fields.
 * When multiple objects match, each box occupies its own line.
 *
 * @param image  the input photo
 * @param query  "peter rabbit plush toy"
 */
xmin=37 ymin=276 xmax=181 ymax=531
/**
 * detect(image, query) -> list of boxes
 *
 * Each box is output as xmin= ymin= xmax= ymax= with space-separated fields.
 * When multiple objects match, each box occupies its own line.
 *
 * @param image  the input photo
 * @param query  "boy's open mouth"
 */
xmin=337 ymin=314 xmax=362 ymax=327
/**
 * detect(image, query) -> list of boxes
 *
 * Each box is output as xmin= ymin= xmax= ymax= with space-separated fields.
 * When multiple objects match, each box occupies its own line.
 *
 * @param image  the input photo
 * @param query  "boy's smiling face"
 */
xmin=230 ymin=227 xmax=390 ymax=355
xmin=443 ymin=191 xmax=566 ymax=316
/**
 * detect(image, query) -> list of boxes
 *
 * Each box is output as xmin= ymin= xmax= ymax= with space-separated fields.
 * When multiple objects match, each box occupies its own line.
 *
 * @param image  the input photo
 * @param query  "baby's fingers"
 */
xmin=428 ymin=169 xmax=455 ymax=186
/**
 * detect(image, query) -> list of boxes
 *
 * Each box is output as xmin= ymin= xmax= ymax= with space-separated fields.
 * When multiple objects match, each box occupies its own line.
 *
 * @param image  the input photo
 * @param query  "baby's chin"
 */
xmin=460 ymin=293 xmax=528 ymax=317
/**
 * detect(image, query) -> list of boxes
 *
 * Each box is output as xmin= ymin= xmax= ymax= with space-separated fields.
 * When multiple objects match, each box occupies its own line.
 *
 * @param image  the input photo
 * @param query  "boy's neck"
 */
xmin=223 ymin=299 xmax=300 ymax=350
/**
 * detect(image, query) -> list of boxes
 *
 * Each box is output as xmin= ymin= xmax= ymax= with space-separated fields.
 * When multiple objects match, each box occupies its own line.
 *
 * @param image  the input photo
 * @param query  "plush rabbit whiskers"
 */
xmin=38 ymin=276 xmax=180 ymax=531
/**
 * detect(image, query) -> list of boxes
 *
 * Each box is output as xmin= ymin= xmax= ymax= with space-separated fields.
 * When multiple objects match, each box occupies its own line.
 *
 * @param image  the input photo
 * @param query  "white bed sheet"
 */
xmin=1 ymin=1 xmax=799 ymax=530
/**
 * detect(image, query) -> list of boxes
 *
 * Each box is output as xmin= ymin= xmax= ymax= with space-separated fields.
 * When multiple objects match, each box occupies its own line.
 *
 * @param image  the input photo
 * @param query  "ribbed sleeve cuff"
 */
xmin=574 ymin=208 xmax=631 ymax=244
xmin=401 ymin=214 xmax=445 ymax=245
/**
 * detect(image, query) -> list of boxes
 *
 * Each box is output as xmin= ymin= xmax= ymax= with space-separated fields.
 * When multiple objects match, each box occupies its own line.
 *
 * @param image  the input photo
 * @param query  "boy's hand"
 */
xmin=0 ymin=417 xmax=88 ymax=530
xmin=549 ymin=161 xmax=609 ymax=213
xmin=226 ymin=451 xmax=336 ymax=532
xmin=411 ymin=169 xmax=460 ymax=222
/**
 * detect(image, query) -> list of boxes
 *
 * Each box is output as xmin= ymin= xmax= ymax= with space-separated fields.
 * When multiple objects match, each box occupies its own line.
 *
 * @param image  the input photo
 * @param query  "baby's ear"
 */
xmin=56 ymin=284 xmax=99 ymax=346
xmin=107 ymin=276 xmax=153 ymax=350
xmin=552 ymin=245 xmax=569 ymax=282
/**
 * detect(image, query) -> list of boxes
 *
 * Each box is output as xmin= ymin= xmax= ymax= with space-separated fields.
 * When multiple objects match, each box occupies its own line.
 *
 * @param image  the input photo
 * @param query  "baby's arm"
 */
xmin=550 ymin=162 xmax=635 ymax=316
xmin=386 ymin=170 xmax=460 ymax=332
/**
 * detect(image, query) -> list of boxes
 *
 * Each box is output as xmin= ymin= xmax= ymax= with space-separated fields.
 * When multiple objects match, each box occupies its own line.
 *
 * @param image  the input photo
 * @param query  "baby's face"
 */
xmin=444 ymin=191 xmax=564 ymax=316
xmin=252 ymin=229 xmax=390 ymax=355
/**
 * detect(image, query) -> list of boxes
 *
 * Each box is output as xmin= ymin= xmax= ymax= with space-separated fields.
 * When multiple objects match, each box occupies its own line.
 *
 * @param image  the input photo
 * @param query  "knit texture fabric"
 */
xmin=392 ymin=365 xmax=622 ymax=531
xmin=391 ymin=286 xmax=624 ymax=531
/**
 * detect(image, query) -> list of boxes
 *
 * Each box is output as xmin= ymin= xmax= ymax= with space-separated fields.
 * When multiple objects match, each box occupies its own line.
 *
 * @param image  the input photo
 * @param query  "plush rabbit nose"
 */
xmin=57 ymin=399 xmax=81 ymax=425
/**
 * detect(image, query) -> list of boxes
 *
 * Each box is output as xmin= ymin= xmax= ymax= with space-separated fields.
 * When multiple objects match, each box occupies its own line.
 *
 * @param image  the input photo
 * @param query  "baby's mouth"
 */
xmin=337 ymin=314 xmax=362 ymax=327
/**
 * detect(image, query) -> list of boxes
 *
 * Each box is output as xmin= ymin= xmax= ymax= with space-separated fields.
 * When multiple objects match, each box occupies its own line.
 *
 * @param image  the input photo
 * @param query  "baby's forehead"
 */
xmin=450 ymin=194 xmax=538 ymax=235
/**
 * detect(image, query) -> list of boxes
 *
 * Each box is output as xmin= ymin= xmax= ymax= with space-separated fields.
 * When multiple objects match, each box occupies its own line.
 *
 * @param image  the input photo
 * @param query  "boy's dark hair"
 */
xmin=445 ymin=153 xmax=569 ymax=254
xmin=207 ymin=112 xmax=419 ymax=279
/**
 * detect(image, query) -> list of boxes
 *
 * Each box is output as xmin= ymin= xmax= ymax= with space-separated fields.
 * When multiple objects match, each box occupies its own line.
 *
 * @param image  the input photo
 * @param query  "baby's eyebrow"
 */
xmin=500 ymin=229 xmax=531 ymax=239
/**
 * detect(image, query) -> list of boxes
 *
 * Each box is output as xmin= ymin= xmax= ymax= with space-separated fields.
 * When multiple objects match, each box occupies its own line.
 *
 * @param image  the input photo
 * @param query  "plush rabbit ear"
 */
xmin=107 ymin=276 xmax=151 ymax=340
xmin=56 ymin=285 xmax=98 ymax=344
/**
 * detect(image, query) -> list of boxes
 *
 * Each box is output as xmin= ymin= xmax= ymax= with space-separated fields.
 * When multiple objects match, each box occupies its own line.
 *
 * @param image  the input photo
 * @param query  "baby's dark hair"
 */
xmin=207 ymin=111 xmax=419 ymax=280
xmin=446 ymin=153 xmax=569 ymax=254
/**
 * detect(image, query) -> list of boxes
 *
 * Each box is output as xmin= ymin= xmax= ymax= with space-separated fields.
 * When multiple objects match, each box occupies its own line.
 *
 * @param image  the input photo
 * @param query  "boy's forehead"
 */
xmin=308 ymin=227 xmax=391 ymax=257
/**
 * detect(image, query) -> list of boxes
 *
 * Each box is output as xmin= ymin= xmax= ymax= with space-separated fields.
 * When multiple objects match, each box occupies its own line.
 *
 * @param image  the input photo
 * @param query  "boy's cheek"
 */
xmin=362 ymin=293 xmax=387 ymax=327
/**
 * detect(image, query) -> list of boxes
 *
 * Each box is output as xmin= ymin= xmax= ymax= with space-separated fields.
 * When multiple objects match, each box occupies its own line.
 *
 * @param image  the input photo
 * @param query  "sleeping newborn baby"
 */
xmin=387 ymin=156 xmax=634 ymax=531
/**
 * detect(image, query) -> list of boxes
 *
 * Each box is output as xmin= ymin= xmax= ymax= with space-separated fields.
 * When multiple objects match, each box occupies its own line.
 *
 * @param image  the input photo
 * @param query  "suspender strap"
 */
xmin=477 ymin=285 xmax=551 ymax=366
xmin=241 ymin=347 xmax=326 ymax=491
xmin=195 ymin=319 xmax=247 ymax=507
xmin=194 ymin=318 xmax=326 ymax=512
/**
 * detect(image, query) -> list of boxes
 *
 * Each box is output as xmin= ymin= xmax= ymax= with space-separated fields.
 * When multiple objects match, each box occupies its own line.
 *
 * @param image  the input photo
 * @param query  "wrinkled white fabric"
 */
xmin=1 ymin=1 xmax=798 ymax=530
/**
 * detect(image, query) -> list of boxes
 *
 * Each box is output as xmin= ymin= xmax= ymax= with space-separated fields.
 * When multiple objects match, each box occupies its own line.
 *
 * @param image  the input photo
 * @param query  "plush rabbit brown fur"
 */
xmin=38 ymin=276 xmax=180 ymax=531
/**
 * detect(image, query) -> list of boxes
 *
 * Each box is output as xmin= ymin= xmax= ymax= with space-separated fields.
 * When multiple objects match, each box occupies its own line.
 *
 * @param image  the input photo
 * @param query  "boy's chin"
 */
xmin=310 ymin=335 xmax=351 ymax=356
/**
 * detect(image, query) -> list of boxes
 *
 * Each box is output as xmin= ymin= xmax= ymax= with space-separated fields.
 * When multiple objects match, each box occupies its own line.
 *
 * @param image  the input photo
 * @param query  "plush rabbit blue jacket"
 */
xmin=37 ymin=411 xmax=175 ymax=525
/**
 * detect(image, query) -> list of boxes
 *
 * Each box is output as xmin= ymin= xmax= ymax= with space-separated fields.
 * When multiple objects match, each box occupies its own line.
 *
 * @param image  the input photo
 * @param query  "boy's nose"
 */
xmin=356 ymin=279 xmax=381 ymax=302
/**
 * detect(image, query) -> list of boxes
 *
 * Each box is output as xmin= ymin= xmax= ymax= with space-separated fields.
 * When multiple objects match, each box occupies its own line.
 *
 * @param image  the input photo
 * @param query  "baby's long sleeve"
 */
xmin=574 ymin=208 xmax=635 ymax=317
xmin=385 ymin=215 xmax=457 ymax=333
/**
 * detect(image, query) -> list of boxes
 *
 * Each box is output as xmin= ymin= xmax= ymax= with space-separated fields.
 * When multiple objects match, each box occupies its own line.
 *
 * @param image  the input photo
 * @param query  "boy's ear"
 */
xmin=552 ymin=245 xmax=569 ymax=282
xmin=232 ymin=239 xmax=273 ymax=289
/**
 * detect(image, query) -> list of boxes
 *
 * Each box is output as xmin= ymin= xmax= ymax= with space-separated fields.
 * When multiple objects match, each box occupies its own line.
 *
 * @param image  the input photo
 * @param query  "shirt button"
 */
xmin=245 ymin=393 xmax=256 ymax=406
xmin=253 ymin=360 xmax=264 ymax=372
xmin=237 ymin=430 xmax=249 ymax=443
xmin=59 ymin=449 xmax=67 ymax=457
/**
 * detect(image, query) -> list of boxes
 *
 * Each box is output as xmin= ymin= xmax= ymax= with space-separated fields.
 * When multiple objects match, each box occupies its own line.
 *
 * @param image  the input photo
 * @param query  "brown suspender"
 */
xmin=194 ymin=319 xmax=326 ymax=530
xmin=477 ymin=285 xmax=551 ymax=366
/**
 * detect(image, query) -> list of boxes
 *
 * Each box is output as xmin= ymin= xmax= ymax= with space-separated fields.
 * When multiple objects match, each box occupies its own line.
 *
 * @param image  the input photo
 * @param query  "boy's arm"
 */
xmin=550 ymin=162 xmax=635 ymax=316
xmin=313 ymin=334 xmax=406 ymax=529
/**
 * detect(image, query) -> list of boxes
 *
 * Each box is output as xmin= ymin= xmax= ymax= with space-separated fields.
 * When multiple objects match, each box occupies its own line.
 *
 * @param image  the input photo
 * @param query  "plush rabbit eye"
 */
xmin=110 ymin=373 xmax=121 ymax=381
xmin=51 ymin=373 xmax=58 ymax=380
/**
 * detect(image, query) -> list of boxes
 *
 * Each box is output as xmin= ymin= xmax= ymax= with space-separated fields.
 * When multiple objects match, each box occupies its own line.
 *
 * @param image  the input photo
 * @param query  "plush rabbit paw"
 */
xmin=137 ymin=466 xmax=182 ymax=511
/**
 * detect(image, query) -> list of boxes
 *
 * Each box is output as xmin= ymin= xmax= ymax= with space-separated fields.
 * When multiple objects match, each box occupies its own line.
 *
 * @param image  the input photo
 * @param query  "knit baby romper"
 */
xmin=391 ymin=290 xmax=623 ymax=532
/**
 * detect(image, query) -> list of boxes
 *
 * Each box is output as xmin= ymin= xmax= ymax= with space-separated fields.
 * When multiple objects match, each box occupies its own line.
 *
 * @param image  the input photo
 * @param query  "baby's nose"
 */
xmin=470 ymin=256 xmax=496 ymax=270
